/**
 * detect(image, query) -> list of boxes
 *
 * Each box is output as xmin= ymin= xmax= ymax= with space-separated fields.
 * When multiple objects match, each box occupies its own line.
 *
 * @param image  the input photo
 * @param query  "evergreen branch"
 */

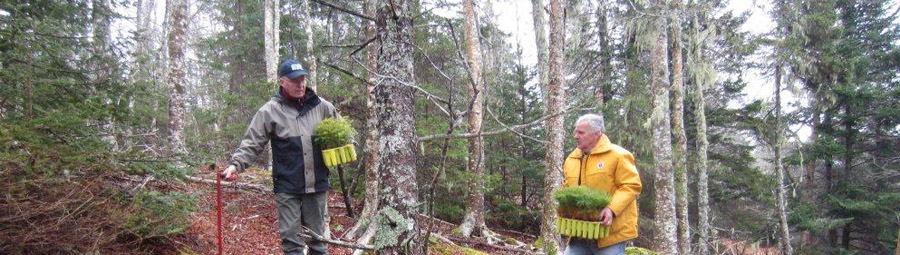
xmin=310 ymin=0 xmax=375 ymax=22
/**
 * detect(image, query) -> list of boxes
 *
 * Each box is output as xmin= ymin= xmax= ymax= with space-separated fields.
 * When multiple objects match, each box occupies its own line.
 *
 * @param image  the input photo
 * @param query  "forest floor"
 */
xmin=176 ymin=166 xmax=538 ymax=255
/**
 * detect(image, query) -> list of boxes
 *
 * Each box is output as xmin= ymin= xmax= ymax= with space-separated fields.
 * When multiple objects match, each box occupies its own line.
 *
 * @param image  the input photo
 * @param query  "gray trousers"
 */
xmin=275 ymin=192 xmax=328 ymax=255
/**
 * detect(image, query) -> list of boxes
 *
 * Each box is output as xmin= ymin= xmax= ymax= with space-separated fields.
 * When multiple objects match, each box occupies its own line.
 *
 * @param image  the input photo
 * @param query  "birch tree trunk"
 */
xmin=346 ymin=0 xmax=380 ymax=245
xmin=531 ymin=0 xmax=549 ymax=102
xmin=774 ymin=63 xmax=794 ymax=255
xmin=372 ymin=0 xmax=422 ymax=253
xmin=650 ymin=0 xmax=678 ymax=253
xmin=458 ymin=0 xmax=489 ymax=238
xmin=166 ymin=0 xmax=188 ymax=156
xmin=299 ymin=0 xmax=317 ymax=90
xmin=670 ymin=0 xmax=691 ymax=253
xmin=540 ymin=0 xmax=566 ymax=253
xmin=264 ymin=0 xmax=280 ymax=83
xmin=690 ymin=8 xmax=712 ymax=255
xmin=262 ymin=0 xmax=280 ymax=171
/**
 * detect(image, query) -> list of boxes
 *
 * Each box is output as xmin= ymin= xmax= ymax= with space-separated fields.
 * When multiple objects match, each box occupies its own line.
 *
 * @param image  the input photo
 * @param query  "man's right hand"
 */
xmin=221 ymin=165 xmax=239 ymax=181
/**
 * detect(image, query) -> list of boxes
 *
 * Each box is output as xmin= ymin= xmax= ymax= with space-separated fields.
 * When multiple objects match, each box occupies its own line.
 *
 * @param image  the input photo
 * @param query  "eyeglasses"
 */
xmin=288 ymin=76 xmax=306 ymax=86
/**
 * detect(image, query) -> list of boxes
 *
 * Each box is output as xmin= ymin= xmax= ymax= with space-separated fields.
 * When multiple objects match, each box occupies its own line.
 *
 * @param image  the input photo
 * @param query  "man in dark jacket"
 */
xmin=221 ymin=59 xmax=337 ymax=255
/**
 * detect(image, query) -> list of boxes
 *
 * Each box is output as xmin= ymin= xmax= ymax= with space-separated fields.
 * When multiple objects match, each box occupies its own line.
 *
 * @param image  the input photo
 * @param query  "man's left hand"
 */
xmin=600 ymin=207 xmax=614 ymax=226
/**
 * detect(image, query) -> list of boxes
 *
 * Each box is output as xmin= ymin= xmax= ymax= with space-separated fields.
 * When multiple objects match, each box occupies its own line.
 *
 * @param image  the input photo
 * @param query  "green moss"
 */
xmin=625 ymin=246 xmax=658 ymax=255
xmin=314 ymin=117 xmax=356 ymax=149
xmin=533 ymin=237 xmax=543 ymax=249
xmin=428 ymin=236 xmax=490 ymax=255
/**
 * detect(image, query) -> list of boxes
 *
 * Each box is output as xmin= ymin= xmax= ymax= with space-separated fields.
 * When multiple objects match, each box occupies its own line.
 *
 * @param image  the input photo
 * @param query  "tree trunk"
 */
xmin=92 ymin=0 xmax=117 ymax=151
xmin=540 ymin=0 xmax=566 ymax=253
xmin=520 ymin=79 xmax=529 ymax=208
xmin=531 ymin=0 xmax=549 ymax=103
xmin=895 ymin=228 xmax=899 ymax=255
xmin=670 ymin=0 xmax=690 ymax=253
xmin=690 ymin=8 xmax=712 ymax=255
xmin=596 ymin=2 xmax=612 ymax=105
xmin=166 ymin=0 xmax=188 ymax=156
xmin=263 ymin=0 xmax=280 ymax=171
xmin=372 ymin=0 xmax=422 ymax=253
xmin=264 ymin=0 xmax=280 ymax=83
xmin=300 ymin=0 xmax=317 ymax=90
xmin=346 ymin=0 xmax=380 ymax=243
xmin=775 ymin=63 xmax=794 ymax=255
xmin=458 ymin=0 xmax=489 ymax=238
xmin=650 ymin=0 xmax=677 ymax=253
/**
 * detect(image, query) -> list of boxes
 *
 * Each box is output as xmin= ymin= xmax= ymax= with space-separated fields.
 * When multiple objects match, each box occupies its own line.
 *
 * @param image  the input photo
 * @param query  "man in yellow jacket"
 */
xmin=562 ymin=114 xmax=642 ymax=255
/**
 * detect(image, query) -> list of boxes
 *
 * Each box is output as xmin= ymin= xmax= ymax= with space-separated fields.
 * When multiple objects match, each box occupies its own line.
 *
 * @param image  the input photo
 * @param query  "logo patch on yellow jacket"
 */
xmin=597 ymin=161 xmax=605 ymax=169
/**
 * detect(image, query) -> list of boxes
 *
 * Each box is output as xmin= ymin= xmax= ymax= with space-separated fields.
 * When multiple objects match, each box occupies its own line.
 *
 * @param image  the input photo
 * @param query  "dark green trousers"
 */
xmin=275 ymin=192 xmax=328 ymax=255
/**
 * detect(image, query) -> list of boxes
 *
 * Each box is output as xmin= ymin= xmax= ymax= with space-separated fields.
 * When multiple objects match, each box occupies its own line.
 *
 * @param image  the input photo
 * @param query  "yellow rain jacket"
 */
xmin=562 ymin=134 xmax=642 ymax=248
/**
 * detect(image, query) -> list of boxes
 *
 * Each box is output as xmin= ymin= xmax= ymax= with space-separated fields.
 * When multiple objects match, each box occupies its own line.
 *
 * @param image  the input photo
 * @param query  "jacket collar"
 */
xmin=276 ymin=87 xmax=322 ymax=116
xmin=568 ymin=134 xmax=612 ymax=158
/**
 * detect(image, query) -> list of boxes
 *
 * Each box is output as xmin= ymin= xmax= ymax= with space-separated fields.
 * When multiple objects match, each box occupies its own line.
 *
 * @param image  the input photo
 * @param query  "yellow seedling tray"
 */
xmin=556 ymin=217 xmax=610 ymax=239
xmin=322 ymin=144 xmax=357 ymax=167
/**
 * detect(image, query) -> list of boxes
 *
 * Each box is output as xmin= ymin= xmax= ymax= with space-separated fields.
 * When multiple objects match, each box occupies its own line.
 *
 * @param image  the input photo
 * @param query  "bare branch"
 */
xmin=419 ymin=107 xmax=574 ymax=142
xmin=348 ymin=58 xmax=453 ymax=118
xmin=310 ymin=0 xmax=375 ymax=21
xmin=301 ymin=226 xmax=374 ymax=250
xmin=486 ymin=107 xmax=546 ymax=144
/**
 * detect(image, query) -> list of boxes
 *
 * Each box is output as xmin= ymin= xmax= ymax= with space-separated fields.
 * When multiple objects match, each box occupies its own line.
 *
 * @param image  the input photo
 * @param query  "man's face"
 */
xmin=280 ymin=76 xmax=307 ymax=99
xmin=573 ymin=122 xmax=601 ymax=152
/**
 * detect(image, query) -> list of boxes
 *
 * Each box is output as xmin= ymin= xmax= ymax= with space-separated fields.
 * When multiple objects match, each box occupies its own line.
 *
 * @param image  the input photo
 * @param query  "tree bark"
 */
xmin=895 ymin=228 xmax=899 ymax=255
xmin=346 ymin=0 xmax=381 ymax=243
xmin=166 ymin=0 xmax=188 ymax=156
xmin=531 ymin=0 xmax=549 ymax=103
xmin=300 ymin=0 xmax=318 ymax=90
xmin=458 ymin=0 xmax=489 ymax=238
xmin=650 ymin=0 xmax=678 ymax=253
xmin=539 ymin=0 xmax=566 ymax=254
xmin=264 ymin=0 xmax=280 ymax=83
xmin=775 ymin=63 xmax=794 ymax=255
xmin=372 ymin=0 xmax=422 ymax=253
xmin=263 ymin=0 xmax=280 ymax=171
xmin=596 ymin=2 xmax=612 ymax=105
xmin=690 ymin=7 xmax=712 ymax=255
xmin=670 ymin=0 xmax=690 ymax=254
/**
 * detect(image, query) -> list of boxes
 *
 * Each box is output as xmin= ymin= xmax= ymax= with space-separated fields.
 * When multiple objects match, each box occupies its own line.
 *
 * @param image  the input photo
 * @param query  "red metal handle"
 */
xmin=215 ymin=164 xmax=223 ymax=255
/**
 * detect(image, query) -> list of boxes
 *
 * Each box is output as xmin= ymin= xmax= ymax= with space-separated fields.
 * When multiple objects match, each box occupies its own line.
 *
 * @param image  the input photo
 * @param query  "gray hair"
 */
xmin=576 ymin=114 xmax=606 ymax=134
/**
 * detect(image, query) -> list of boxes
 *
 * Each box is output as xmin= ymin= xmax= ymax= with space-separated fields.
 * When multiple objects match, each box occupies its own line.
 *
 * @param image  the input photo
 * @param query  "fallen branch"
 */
xmin=183 ymin=175 xmax=268 ymax=193
xmin=301 ymin=226 xmax=374 ymax=250
xmin=130 ymin=175 xmax=154 ymax=193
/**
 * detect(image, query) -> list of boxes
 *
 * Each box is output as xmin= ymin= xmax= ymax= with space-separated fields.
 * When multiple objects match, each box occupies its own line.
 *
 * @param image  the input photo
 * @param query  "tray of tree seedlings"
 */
xmin=553 ymin=186 xmax=612 ymax=239
xmin=315 ymin=117 xmax=357 ymax=167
